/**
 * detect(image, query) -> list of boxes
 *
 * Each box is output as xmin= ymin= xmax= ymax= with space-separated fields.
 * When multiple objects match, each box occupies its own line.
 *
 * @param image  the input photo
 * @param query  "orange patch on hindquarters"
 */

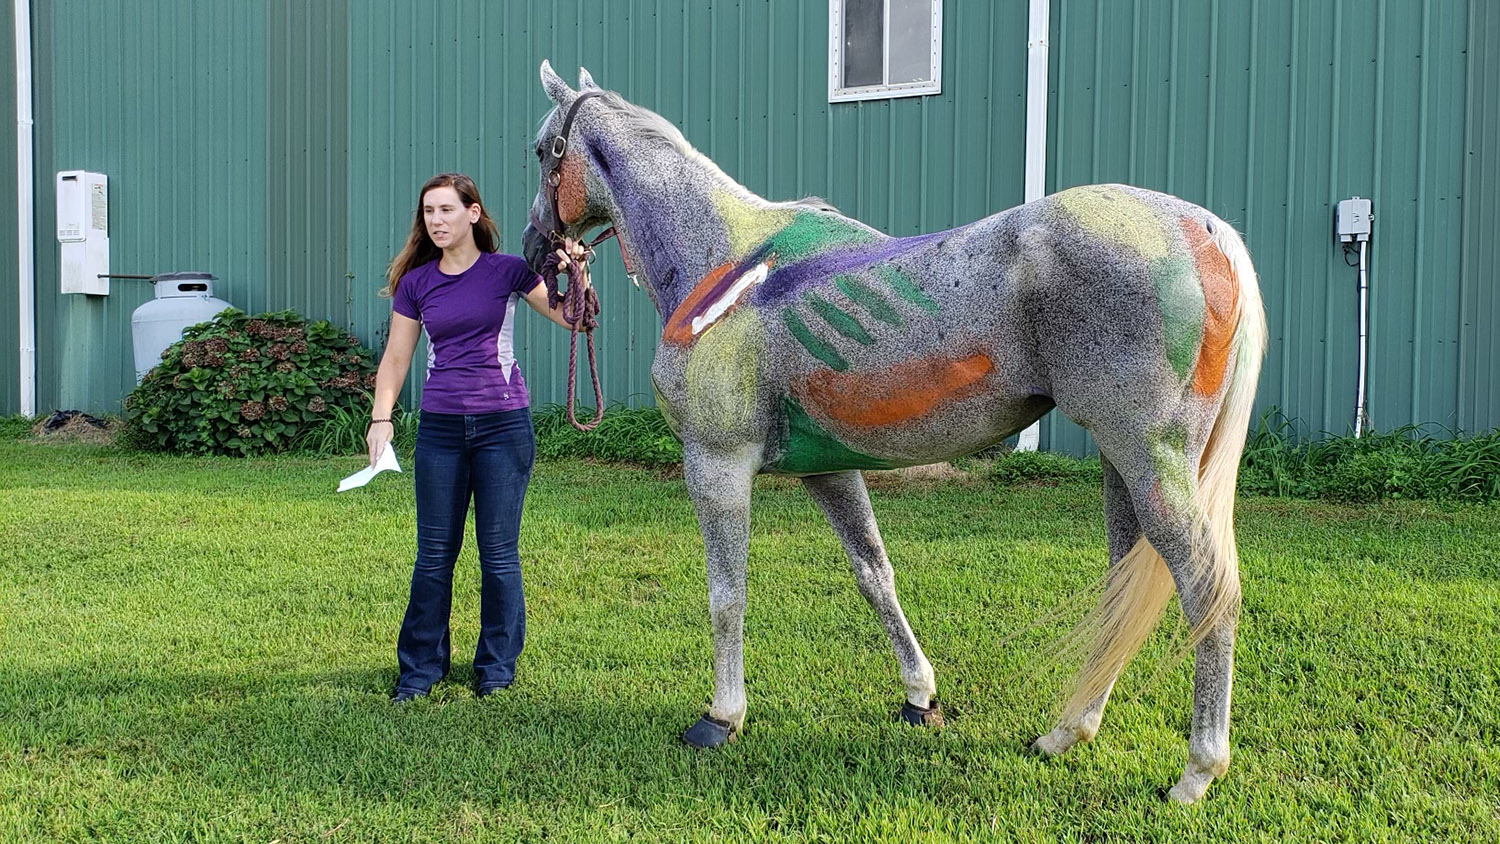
xmin=557 ymin=153 xmax=587 ymax=225
xmin=1180 ymin=218 xmax=1240 ymax=395
xmin=803 ymin=353 xmax=994 ymax=428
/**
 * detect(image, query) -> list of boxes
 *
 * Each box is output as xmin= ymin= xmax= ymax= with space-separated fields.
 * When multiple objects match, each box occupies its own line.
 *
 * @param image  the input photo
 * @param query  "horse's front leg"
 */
xmin=802 ymin=470 xmax=941 ymax=726
xmin=680 ymin=443 xmax=759 ymax=748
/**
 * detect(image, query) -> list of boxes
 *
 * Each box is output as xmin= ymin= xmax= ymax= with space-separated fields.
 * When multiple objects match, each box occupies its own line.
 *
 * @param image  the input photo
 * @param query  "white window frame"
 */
xmin=828 ymin=0 xmax=943 ymax=103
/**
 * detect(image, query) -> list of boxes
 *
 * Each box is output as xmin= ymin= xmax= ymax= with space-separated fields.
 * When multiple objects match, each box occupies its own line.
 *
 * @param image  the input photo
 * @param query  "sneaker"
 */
xmin=476 ymin=682 xmax=511 ymax=698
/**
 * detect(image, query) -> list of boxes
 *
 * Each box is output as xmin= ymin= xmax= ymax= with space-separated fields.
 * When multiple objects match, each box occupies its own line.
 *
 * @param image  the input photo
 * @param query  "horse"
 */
xmin=521 ymin=62 xmax=1266 ymax=804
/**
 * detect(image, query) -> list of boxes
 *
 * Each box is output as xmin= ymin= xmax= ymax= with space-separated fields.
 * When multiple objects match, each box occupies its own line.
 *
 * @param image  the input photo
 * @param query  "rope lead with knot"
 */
xmin=541 ymin=237 xmax=604 ymax=432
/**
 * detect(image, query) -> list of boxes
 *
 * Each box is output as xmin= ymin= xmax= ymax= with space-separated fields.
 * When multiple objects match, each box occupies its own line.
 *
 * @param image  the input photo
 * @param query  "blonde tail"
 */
xmin=1060 ymin=220 xmax=1266 ymax=725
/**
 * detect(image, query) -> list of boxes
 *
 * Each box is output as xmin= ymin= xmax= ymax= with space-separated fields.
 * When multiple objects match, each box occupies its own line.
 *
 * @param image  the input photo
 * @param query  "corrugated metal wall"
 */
xmin=5 ymin=0 xmax=1498 ymax=451
xmin=1461 ymin=0 xmax=1500 ymax=433
xmin=29 ymin=0 xmax=267 ymax=410
xmin=1045 ymin=0 xmax=1490 ymax=453
xmin=345 ymin=0 xmax=1030 ymax=412
xmin=1 ymin=1 xmax=18 ymax=411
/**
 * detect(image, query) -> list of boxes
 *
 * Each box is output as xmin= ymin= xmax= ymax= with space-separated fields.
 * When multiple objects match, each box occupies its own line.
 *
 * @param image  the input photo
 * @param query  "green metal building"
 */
xmin=5 ymin=0 xmax=1498 ymax=454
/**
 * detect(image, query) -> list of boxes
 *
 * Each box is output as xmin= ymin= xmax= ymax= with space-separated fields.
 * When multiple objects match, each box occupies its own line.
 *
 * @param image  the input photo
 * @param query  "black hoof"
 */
xmin=899 ymin=699 xmax=944 ymax=728
xmin=682 ymin=715 xmax=735 ymax=748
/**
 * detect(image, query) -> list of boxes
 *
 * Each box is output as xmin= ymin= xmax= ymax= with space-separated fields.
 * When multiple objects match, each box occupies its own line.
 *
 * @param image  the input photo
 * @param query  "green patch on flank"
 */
xmin=770 ymin=396 xmax=897 ymax=474
xmin=1149 ymin=424 xmax=1193 ymax=510
xmin=782 ymin=309 xmax=849 ymax=371
xmin=1151 ymin=254 xmax=1205 ymax=379
xmin=803 ymin=293 xmax=873 ymax=345
xmin=834 ymin=274 xmax=904 ymax=327
xmin=765 ymin=212 xmax=879 ymax=263
xmin=874 ymin=265 xmax=939 ymax=314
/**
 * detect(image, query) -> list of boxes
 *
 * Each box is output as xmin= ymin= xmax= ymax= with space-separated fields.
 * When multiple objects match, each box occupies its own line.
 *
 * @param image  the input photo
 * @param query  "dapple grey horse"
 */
xmin=521 ymin=62 xmax=1266 ymax=803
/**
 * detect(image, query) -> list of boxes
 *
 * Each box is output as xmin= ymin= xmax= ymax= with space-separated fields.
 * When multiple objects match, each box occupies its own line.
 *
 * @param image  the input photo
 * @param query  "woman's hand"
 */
xmin=366 ymin=420 xmax=394 ymax=466
xmin=554 ymin=237 xmax=591 ymax=290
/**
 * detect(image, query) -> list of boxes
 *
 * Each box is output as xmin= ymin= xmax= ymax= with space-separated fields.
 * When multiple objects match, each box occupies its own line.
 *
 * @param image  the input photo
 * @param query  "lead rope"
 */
xmin=555 ymin=243 xmax=604 ymax=432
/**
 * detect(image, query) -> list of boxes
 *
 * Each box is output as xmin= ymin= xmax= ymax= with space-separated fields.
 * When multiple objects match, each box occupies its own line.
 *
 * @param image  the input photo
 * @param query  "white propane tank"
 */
xmin=130 ymin=272 xmax=233 ymax=381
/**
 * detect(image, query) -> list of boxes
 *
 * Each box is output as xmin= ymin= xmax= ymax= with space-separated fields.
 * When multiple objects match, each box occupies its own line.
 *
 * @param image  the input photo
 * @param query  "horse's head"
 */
xmin=521 ymin=61 xmax=616 ymax=277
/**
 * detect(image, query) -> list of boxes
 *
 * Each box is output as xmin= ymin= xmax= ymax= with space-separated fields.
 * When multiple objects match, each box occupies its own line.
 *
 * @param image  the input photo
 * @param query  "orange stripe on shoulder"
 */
xmin=1180 ymin=218 xmax=1240 ymax=396
xmin=662 ymin=264 xmax=734 ymax=346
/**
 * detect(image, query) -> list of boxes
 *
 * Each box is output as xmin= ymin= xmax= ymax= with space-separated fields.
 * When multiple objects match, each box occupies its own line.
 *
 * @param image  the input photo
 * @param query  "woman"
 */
xmin=368 ymin=172 xmax=585 ymax=702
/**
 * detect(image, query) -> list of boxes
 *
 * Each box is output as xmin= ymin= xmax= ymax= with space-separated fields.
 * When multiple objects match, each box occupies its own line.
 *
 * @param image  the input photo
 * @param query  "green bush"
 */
xmin=1239 ymin=408 xmax=1500 ymax=502
xmin=532 ymin=402 xmax=682 ymax=465
xmin=985 ymin=449 xmax=1103 ymax=486
xmin=123 ymin=309 xmax=378 ymax=456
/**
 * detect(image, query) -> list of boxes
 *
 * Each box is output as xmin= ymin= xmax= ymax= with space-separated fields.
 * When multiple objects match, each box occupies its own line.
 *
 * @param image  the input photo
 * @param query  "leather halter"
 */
xmin=530 ymin=90 xmax=618 ymax=432
xmin=530 ymin=90 xmax=620 ymax=289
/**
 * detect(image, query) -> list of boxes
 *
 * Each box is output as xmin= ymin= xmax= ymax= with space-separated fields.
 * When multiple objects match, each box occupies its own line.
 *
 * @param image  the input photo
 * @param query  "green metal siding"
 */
xmin=1045 ymin=0 xmax=1482 ymax=455
xmin=1460 ymin=0 xmax=1500 ymax=433
xmin=31 ymin=0 xmax=267 ymax=412
xmin=345 ymin=0 xmax=1029 ymax=412
xmin=266 ymin=0 xmax=350 ymax=328
xmin=8 ymin=0 xmax=1497 ymax=452
xmin=1 ymin=0 xmax=18 ymax=412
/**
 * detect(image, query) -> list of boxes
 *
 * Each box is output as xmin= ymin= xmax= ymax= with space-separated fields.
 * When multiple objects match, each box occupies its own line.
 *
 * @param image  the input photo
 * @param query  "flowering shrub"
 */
xmin=124 ymin=308 xmax=378 ymax=456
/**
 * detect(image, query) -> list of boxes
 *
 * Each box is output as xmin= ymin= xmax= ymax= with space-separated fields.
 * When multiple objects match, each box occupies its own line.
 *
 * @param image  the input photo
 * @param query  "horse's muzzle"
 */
xmin=521 ymin=223 xmax=550 ymax=275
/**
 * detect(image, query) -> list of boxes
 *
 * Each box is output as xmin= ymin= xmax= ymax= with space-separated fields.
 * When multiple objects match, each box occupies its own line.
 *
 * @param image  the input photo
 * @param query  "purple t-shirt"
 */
xmin=392 ymin=252 xmax=544 ymax=414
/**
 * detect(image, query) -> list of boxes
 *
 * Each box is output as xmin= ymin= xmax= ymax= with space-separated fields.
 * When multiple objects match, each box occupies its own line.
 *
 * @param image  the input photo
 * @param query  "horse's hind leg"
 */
xmin=1033 ymin=455 xmax=1146 ymax=756
xmin=1135 ymin=498 xmax=1236 ymax=804
xmin=1104 ymin=434 xmax=1238 ymax=803
xmin=802 ymin=470 xmax=940 ymax=724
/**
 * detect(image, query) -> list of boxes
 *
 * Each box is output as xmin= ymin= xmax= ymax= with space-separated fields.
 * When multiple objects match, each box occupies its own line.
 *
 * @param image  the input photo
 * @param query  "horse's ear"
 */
xmin=540 ymin=59 xmax=574 ymax=104
xmin=578 ymin=66 xmax=600 ymax=91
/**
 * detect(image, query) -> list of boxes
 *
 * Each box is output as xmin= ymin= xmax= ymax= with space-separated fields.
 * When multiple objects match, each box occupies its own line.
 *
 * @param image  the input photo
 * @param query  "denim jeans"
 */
xmin=395 ymin=408 xmax=535 ymax=694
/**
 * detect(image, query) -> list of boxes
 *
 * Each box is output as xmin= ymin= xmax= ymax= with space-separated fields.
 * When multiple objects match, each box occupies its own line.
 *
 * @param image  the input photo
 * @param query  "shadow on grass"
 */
xmin=4 ymin=661 xmax=1115 ymax=818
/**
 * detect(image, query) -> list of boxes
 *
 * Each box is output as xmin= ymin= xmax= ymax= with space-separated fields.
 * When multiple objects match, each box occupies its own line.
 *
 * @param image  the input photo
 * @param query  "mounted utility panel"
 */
xmin=1336 ymin=196 xmax=1373 ymax=243
xmin=57 ymin=170 xmax=110 ymax=295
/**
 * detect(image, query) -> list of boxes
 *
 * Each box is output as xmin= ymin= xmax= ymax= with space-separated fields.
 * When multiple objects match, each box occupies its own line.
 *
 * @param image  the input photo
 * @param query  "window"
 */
xmin=829 ymin=0 xmax=942 ymax=103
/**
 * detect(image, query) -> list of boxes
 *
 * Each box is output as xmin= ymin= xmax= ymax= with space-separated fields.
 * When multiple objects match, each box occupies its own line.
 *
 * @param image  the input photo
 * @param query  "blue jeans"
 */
xmin=396 ymin=408 xmax=535 ymax=694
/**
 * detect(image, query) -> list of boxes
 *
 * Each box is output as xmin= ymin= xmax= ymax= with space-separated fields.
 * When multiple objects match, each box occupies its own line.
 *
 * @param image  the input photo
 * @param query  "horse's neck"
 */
xmin=596 ymin=145 xmax=772 ymax=319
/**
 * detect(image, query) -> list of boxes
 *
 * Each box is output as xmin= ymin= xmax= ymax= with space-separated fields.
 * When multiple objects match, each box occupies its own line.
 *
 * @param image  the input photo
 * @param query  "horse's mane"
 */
xmin=538 ymin=93 xmax=840 ymax=216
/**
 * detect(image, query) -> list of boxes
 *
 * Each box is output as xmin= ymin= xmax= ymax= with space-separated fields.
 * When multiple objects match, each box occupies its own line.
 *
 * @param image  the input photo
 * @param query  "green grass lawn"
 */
xmin=1 ymin=437 xmax=1497 ymax=843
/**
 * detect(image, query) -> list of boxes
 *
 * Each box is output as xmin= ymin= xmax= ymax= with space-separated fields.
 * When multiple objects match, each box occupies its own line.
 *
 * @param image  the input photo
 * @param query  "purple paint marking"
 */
xmin=750 ymin=231 xmax=950 ymax=306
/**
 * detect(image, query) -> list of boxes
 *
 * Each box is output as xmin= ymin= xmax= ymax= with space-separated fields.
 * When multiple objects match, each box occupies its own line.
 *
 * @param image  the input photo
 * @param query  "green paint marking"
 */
xmin=834 ymin=274 xmax=904 ymax=327
xmin=782 ymin=309 xmax=849 ymax=371
xmin=1151 ymin=254 xmax=1205 ymax=379
xmin=1148 ymin=425 xmax=1193 ymax=511
xmin=804 ymin=293 xmax=873 ymax=345
xmin=770 ymin=396 xmax=896 ymax=474
xmin=874 ymin=266 xmax=938 ymax=314
xmin=765 ymin=212 xmax=880 ymax=263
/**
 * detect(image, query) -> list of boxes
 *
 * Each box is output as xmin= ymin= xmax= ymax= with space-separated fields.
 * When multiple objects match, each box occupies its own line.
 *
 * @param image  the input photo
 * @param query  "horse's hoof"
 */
xmin=898 ymin=699 xmax=944 ymax=728
xmin=681 ymin=715 xmax=735 ymax=748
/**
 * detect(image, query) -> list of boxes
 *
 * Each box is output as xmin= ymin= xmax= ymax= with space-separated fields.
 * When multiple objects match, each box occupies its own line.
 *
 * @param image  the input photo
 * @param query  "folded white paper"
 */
xmin=337 ymin=444 xmax=403 ymax=492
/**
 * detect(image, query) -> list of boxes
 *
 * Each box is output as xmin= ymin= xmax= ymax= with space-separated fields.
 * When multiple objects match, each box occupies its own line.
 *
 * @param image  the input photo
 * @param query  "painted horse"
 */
xmin=521 ymin=62 xmax=1266 ymax=803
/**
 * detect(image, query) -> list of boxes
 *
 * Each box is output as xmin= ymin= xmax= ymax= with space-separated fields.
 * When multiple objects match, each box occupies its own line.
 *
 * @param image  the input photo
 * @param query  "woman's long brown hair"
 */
xmin=382 ymin=173 xmax=500 ymax=297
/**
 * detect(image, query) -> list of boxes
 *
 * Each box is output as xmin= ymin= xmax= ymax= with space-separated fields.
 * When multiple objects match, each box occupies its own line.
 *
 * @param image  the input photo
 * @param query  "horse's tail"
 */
xmin=1060 ymin=218 xmax=1266 ymax=725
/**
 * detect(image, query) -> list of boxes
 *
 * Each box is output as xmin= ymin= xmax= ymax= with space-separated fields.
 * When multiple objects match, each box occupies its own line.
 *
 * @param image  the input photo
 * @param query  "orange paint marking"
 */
xmin=1180 ymin=218 xmax=1240 ymax=396
xmin=557 ymin=153 xmax=586 ymax=225
xmin=803 ymin=353 xmax=994 ymax=428
xmin=662 ymin=263 xmax=734 ymax=346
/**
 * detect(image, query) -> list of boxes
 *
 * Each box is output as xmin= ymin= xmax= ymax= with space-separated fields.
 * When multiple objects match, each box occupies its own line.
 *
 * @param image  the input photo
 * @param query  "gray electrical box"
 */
xmin=1336 ymin=197 xmax=1373 ymax=243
